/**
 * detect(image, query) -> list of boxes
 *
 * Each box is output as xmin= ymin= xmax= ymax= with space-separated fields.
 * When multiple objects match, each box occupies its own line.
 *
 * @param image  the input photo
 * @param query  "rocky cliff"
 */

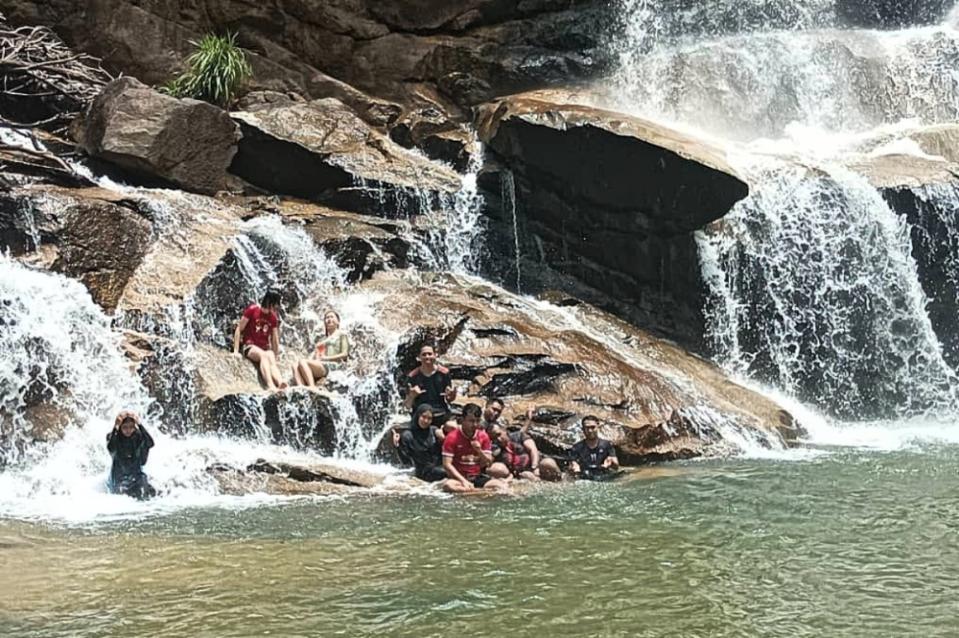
xmin=0 ymin=0 xmax=616 ymax=118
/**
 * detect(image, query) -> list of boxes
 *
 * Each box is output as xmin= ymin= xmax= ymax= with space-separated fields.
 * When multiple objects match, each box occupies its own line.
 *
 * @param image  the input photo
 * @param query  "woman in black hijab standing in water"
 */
xmin=393 ymin=404 xmax=448 ymax=482
xmin=107 ymin=410 xmax=157 ymax=500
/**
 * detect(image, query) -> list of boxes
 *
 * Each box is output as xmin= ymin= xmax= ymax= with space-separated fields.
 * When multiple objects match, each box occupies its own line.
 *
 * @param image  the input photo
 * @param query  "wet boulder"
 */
xmin=208 ymin=459 xmax=399 ymax=496
xmin=272 ymin=199 xmax=416 ymax=281
xmin=389 ymin=106 xmax=476 ymax=171
xmin=76 ymin=77 xmax=242 ymax=194
xmin=228 ymin=98 xmax=462 ymax=215
xmin=0 ymin=186 xmax=153 ymax=311
xmin=365 ymin=270 xmax=801 ymax=464
xmin=192 ymin=345 xmax=338 ymax=452
xmin=475 ymin=89 xmax=749 ymax=349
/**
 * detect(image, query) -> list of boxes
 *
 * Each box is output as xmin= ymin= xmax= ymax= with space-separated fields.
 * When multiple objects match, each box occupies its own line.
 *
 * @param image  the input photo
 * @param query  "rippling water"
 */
xmin=3 ymin=446 xmax=959 ymax=637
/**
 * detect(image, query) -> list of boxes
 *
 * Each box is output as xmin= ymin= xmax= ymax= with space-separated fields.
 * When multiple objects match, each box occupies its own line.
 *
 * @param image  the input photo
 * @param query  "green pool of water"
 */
xmin=3 ymin=447 xmax=958 ymax=637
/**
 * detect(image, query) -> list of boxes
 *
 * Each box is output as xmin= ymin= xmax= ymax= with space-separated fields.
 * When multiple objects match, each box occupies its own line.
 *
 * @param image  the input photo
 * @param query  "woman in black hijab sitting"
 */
xmin=393 ymin=404 xmax=448 ymax=482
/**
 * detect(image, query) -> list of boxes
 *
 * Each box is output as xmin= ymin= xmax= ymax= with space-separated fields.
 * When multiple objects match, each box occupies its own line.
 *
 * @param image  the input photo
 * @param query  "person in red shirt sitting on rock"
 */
xmin=441 ymin=403 xmax=510 ymax=493
xmin=232 ymin=290 xmax=287 ymax=392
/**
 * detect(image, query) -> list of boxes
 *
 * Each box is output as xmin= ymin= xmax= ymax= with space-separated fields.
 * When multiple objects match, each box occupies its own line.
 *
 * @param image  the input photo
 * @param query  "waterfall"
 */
xmin=613 ymin=1 xmax=959 ymax=424
xmin=352 ymin=140 xmax=487 ymax=275
xmin=697 ymin=162 xmax=958 ymax=418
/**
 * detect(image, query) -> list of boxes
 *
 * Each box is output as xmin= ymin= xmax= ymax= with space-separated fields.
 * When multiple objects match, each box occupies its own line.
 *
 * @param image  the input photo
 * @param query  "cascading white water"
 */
xmin=698 ymin=161 xmax=958 ymax=418
xmin=0 ymin=255 xmax=335 ymax=521
xmin=353 ymin=140 xmax=488 ymax=275
xmin=614 ymin=0 xmax=959 ymax=439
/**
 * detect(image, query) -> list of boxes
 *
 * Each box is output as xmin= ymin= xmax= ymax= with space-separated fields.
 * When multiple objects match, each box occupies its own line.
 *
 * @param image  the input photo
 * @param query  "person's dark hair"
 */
xmin=411 ymin=403 xmax=434 ymax=428
xmin=486 ymin=397 xmax=504 ymax=409
xmin=419 ymin=343 xmax=436 ymax=355
xmin=581 ymin=415 xmax=601 ymax=428
xmin=324 ymin=309 xmax=340 ymax=322
xmin=462 ymin=403 xmax=482 ymax=419
xmin=261 ymin=290 xmax=282 ymax=308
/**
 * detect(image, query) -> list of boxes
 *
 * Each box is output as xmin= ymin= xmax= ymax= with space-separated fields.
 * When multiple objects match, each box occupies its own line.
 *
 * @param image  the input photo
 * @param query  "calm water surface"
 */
xmin=3 ymin=448 xmax=959 ymax=637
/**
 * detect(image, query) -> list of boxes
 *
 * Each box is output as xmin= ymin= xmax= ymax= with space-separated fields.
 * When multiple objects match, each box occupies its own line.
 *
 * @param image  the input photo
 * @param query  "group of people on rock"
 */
xmin=393 ymin=343 xmax=619 ymax=493
xmin=230 ymin=291 xmax=351 ymax=391
xmin=105 ymin=295 xmax=621 ymax=499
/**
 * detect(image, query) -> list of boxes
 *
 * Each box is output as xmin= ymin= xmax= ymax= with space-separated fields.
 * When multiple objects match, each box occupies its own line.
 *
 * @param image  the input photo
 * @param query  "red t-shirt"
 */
xmin=442 ymin=428 xmax=491 ymax=478
xmin=241 ymin=304 xmax=279 ymax=350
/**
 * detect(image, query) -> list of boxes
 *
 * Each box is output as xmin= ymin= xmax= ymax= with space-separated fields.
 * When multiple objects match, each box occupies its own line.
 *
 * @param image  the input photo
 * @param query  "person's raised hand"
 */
xmin=470 ymin=439 xmax=484 ymax=453
xmin=392 ymin=430 xmax=401 ymax=447
xmin=410 ymin=385 xmax=426 ymax=397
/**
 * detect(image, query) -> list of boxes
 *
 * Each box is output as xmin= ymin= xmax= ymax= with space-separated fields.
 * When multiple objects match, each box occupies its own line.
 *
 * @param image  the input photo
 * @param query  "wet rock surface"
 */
xmin=0 ymin=186 xmax=153 ymax=311
xmin=365 ymin=270 xmax=800 ymax=462
xmin=475 ymin=89 xmax=750 ymax=350
xmin=76 ymin=78 xmax=242 ymax=194
xmin=208 ymin=459 xmax=395 ymax=496
xmin=228 ymin=99 xmax=462 ymax=213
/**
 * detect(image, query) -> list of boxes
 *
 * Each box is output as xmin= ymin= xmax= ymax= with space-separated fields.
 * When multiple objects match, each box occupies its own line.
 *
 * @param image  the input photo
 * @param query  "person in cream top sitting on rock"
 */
xmin=292 ymin=310 xmax=350 ymax=388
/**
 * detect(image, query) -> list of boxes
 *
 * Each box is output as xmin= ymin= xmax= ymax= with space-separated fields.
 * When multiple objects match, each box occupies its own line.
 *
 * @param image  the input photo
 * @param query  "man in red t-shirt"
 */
xmin=232 ymin=290 xmax=287 ymax=392
xmin=441 ymin=403 xmax=509 ymax=493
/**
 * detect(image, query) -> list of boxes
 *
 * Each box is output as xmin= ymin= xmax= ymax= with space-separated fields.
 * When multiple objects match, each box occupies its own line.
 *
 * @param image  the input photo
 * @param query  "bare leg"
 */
xmin=518 ymin=470 xmax=540 ymax=482
xmin=293 ymin=359 xmax=311 ymax=387
xmin=488 ymin=462 xmax=512 ymax=479
xmin=269 ymin=352 xmax=288 ymax=390
xmin=304 ymin=360 xmax=327 ymax=386
xmin=292 ymin=361 xmax=304 ymax=386
xmin=244 ymin=346 xmax=278 ymax=392
xmin=481 ymin=478 xmax=510 ymax=491
xmin=442 ymin=479 xmax=473 ymax=494
xmin=539 ymin=458 xmax=562 ymax=482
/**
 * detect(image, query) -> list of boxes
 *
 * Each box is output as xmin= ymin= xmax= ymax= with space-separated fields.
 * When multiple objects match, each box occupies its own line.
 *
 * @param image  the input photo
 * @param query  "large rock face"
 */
xmin=0 ymin=186 xmax=153 ymax=311
xmin=365 ymin=270 xmax=799 ymax=463
xmin=0 ymin=0 xmax=615 ymax=112
xmin=76 ymin=77 xmax=242 ymax=194
xmin=228 ymin=99 xmax=462 ymax=213
xmin=475 ymin=89 xmax=749 ymax=349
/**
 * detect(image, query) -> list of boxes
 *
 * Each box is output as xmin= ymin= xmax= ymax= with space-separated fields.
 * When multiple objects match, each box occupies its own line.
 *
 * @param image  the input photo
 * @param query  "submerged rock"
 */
xmin=76 ymin=78 xmax=242 ymax=194
xmin=475 ymin=89 xmax=750 ymax=350
xmin=228 ymin=99 xmax=461 ymax=214
xmin=208 ymin=460 xmax=386 ymax=496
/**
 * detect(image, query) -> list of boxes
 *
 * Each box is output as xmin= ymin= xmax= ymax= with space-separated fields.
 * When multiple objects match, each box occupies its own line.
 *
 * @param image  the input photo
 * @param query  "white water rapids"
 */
xmin=613 ymin=1 xmax=959 ymax=443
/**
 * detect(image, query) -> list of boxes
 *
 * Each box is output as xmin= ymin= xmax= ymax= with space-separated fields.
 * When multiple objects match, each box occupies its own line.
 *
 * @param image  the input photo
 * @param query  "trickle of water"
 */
xmin=500 ymin=169 xmax=521 ymax=292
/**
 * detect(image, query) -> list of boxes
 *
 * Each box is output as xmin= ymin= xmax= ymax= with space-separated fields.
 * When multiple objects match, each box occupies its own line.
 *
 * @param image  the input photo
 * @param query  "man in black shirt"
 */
xmin=569 ymin=415 xmax=619 ymax=480
xmin=403 ymin=344 xmax=457 ymax=427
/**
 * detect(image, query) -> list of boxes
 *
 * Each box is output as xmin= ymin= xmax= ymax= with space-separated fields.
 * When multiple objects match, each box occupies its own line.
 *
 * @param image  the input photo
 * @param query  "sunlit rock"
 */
xmin=228 ymin=99 xmax=461 ymax=213
xmin=76 ymin=78 xmax=242 ymax=194
xmin=367 ymin=270 xmax=800 ymax=462
xmin=0 ymin=186 xmax=152 ymax=312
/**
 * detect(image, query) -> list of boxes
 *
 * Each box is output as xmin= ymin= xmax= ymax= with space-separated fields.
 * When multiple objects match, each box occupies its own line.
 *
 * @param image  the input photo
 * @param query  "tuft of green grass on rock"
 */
xmin=161 ymin=32 xmax=252 ymax=108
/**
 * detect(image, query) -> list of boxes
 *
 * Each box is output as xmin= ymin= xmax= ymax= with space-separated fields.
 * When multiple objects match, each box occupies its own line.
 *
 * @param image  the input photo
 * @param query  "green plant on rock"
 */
xmin=162 ymin=32 xmax=252 ymax=108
